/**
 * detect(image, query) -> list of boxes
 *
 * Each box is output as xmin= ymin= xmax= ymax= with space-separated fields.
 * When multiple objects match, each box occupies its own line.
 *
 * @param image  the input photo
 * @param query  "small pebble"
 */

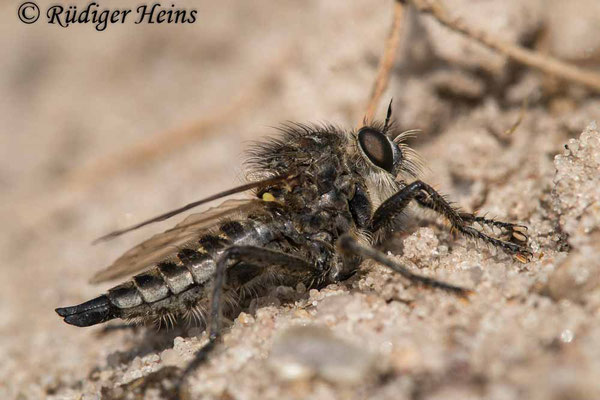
xmin=268 ymin=325 xmax=378 ymax=384
xmin=160 ymin=349 xmax=181 ymax=367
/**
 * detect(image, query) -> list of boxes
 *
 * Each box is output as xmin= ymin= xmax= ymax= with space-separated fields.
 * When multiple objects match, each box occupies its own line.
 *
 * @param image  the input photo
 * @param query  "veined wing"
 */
xmin=90 ymin=199 xmax=264 ymax=283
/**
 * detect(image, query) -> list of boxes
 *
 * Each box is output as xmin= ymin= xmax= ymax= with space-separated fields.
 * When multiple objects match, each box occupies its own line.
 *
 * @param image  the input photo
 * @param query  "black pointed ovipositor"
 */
xmin=55 ymin=295 xmax=117 ymax=327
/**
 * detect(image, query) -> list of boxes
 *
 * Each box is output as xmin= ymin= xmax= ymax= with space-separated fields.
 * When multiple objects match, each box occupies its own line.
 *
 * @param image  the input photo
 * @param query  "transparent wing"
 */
xmin=93 ymin=175 xmax=288 ymax=243
xmin=90 ymin=198 xmax=264 ymax=283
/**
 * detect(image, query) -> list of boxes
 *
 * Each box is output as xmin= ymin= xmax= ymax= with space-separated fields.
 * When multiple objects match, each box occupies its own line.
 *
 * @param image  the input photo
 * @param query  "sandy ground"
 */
xmin=1 ymin=1 xmax=600 ymax=399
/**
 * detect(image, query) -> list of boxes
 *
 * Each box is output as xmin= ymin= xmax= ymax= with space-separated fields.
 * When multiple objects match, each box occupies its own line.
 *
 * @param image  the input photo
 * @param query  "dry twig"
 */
xmin=64 ymin=49 xmax=293 ymax=189
xmin=362 ymin=1 xmax=405 ymax=125
xmin=67 ymin=98 xmax=245 ymax=188
xmin=409 ymin=0 xmax=600 ymax=93
xmin=67 ymin=80 xmax=271 ymax=188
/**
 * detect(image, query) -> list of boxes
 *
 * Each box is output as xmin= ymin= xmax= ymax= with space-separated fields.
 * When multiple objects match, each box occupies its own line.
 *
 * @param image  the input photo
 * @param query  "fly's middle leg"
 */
xmin=337 ymin=234 xmax=472 ymax=296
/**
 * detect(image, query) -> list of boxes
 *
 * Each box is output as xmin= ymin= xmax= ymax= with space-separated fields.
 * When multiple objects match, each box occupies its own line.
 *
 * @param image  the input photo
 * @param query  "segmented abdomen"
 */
xmin=106 ymin=218 xmax=276 ymax=324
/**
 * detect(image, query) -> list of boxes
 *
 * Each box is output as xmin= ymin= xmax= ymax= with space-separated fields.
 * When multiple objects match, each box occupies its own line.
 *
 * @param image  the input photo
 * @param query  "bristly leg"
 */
xmin=177 ymin=246 xmax=316 ymax=398
xmin=418 ymin=193 xmax=530 ymax=251
xmin=372 ymin=180 xmax=531 ymax=259
xmin=458 ymin=212 xmax=530 ymax=250
xmin=338 ymin=234 xmax=472 ymax=296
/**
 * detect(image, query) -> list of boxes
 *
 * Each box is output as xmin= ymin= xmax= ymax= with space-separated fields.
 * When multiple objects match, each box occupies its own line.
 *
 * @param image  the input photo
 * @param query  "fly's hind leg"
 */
xmin=371 ymin=180 xmax=531 ymax=259
xmin=178 ymin=246 xmax=315 ymax=397
xmin=337 ymin=234 xmax=472 ymax=296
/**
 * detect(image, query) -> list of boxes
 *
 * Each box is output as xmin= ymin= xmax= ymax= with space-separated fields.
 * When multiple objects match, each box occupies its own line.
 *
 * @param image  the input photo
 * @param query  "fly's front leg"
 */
xmin=337 ymin=234 xmax=471 ymax=296
xmin=458 ymin=212 xmax=529 ymax=248
xmin=372 ymin=180 xmax=531 ymax=259
xmin=178 ymin=246 xmax=315 ymax=397
xmin=417 ymin=192 xmax=530 ymax=252
xmin=371 ymin=181 xmax=463 ymax=232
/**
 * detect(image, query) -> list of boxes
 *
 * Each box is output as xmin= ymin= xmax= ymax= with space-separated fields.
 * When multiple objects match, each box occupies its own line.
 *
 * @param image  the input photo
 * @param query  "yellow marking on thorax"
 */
xmin=196 ymin=245 xmax=207 ymax=254
xmin=262 ymin=192 xmax=276 ymax=202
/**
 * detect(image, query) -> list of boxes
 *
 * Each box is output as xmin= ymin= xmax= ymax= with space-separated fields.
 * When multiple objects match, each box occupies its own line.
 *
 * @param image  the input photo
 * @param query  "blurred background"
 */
xmin=1 ymin=0 xmax=600 ymax=399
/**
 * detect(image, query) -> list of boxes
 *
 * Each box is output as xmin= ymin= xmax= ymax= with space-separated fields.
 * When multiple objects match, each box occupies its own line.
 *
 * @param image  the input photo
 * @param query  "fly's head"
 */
xmin=352 ymin=103 xmax=423 ymax=200
xmin=356 ymin=126 xmax=404 ymax=176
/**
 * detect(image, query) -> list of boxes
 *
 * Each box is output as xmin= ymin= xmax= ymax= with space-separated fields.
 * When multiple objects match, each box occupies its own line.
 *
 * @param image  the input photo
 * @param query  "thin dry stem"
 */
xmin=362 ymin=1 xmax=405 ymax=126
xmin=67 ymin=100 xmax=244 ymax=188
xmin=410 ymin=0 xmax=600 ymax=93
xmin=65 ymin=50 xmax=292 ymax=189
xmin=68 ymin=87 xmax=253 ymax=188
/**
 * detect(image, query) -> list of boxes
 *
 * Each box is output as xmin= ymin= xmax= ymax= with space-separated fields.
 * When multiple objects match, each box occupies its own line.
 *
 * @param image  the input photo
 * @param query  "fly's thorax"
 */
xmin=246 ymin=125 xmax=353 ymax=191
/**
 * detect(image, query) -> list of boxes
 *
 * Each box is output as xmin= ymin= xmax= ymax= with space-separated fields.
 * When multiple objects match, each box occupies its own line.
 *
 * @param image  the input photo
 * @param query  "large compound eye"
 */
xmin=357 ymin=127 xmax=394 ymax=172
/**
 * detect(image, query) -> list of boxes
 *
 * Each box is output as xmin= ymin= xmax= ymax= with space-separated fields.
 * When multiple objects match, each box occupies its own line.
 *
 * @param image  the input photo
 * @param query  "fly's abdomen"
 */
xmin=56 ymin=218 xmax=277 ymax=327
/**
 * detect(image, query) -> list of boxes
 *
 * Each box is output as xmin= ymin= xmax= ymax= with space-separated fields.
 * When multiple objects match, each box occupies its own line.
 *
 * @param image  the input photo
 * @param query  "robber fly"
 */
xmin=56 ymin=103 xmax=530 ymax=382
